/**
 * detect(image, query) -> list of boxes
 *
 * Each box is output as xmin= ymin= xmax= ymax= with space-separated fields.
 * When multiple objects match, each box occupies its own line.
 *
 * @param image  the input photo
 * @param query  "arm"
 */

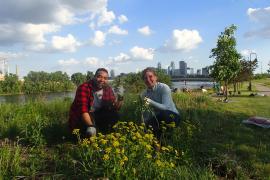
xmin=82 ymin=112 xmax=94 ymax=126
xmin=145 ymin=84 xmax=172 ymax=111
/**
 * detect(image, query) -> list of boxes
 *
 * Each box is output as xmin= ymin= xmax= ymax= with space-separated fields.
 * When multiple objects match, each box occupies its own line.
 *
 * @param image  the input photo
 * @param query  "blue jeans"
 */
xmin=146 ymin=110 xmax=180 ymax=139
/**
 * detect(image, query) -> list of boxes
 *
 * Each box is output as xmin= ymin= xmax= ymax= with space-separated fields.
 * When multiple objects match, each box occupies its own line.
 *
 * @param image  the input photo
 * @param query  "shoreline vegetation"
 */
xmin=0 ymin=91 xmax=270 ymax=179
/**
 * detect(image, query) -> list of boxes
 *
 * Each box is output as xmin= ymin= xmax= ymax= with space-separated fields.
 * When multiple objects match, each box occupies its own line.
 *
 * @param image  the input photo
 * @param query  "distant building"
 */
xmin=157 ymin=62 xmax=161 ymax=69
xmin=190 ymin=68 xmax=194 ymax=75
xmin=202 ymin=67 xmax=209 ymax=76
xmin=197 ymin=69 xmax=201 ymax=75
xmin=110 ymin=69 xmax=115 ymax=78
xmin=179 ymin=61 xmax=187 ymax=77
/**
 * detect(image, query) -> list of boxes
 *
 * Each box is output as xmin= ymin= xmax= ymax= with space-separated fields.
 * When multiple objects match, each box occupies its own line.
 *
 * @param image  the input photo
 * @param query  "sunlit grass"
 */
xmin=0 ymin=93 xmax=269 ymax=178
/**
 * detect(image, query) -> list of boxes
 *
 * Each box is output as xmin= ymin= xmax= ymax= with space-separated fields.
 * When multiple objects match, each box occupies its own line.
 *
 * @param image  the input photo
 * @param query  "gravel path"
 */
xmin=254 ymin=83 xmax=270 ymax=96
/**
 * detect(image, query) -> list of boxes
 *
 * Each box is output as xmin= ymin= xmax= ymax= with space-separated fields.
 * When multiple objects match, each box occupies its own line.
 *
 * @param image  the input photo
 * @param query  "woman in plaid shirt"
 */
xmin=69 ymin=68 xmax=123 ymax=137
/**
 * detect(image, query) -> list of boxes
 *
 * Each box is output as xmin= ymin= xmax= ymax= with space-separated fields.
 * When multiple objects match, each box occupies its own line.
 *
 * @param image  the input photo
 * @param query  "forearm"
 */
xmin=146 ymin=98 xmax=167 ymax=110
xmin=82 ymin=112 xmax=94 ymax=126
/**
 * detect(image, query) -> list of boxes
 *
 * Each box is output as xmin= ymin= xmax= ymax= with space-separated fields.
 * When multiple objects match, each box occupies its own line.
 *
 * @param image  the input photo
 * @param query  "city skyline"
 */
xmin=0 ymin=0 xmax=270 ymax=78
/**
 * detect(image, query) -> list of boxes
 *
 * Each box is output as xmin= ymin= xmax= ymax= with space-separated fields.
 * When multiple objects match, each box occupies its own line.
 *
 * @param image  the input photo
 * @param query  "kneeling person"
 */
xmin=69 ymin=68 xmax=123 ymax=137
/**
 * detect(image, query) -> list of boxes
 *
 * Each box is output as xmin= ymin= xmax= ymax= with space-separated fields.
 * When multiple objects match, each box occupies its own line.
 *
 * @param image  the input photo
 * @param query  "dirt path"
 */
xmin=254 ymin=83 xmax=270 ymax=96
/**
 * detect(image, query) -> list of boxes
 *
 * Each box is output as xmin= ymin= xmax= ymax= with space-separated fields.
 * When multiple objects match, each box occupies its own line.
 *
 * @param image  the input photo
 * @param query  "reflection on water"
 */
xmin=172 ymin=81 xmax=213 ymax=90
xmin=0 ymin=81 xmax=213 ymax=104
xmin=0 ymin=91 xmax=75 ymax=104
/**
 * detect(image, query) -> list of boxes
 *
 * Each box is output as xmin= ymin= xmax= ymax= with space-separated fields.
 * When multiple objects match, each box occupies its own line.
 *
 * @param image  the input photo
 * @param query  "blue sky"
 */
xmin=0 ymin=0 xmax=269 ymax=77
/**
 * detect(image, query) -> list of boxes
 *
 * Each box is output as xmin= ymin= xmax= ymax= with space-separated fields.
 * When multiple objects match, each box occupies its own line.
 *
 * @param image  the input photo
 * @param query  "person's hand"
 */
xmin=144 ymin=97 xmax=151 ymax=106
xmin=86 ymin=126 xmax=96 ymax=137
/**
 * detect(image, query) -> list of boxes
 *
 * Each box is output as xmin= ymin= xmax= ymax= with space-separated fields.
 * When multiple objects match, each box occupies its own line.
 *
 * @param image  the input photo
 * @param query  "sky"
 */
xmin=0 ymin=0 xmax=270 ymax=78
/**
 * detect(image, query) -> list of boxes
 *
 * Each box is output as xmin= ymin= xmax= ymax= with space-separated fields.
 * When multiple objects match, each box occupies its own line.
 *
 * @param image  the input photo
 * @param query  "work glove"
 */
xmin=86 ymin=126 xmax=96 ymax=137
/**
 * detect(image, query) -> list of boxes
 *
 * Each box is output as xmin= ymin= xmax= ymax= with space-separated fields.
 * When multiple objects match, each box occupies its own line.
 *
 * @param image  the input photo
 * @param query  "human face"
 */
xmin=143 ymin=71 xmax=157 ymax=88
xmin=94 ymin=71 xmax=109 ymax=88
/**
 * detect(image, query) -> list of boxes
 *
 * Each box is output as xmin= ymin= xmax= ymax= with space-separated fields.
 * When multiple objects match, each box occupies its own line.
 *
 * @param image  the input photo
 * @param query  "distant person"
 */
xmin=200 ymin=85 xmax=207 ymax=93
xmin=140 ymin=67 xmax=180 ymax=139
xmin=69 ymin=68 xmax=123 ymax=137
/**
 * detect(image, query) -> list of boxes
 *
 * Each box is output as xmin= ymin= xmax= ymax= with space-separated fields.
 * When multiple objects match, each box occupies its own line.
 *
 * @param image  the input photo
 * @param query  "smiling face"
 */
xmin=143 ymin=71 xmax=158 ymax=88
xmin=94 ymin=70 xmax=109 ymax=89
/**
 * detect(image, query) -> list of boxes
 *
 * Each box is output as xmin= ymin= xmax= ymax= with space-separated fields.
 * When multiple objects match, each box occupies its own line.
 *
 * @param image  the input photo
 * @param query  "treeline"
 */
xmin=0 ymin=71 xmax=76 ymax=94
xmin=0 ymin=69 xmax=171 ymax=95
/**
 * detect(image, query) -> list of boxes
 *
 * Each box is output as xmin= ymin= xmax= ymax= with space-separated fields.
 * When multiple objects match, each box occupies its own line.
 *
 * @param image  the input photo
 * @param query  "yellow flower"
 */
xmin=92 ymin=143 xmax=99 ymax=149
xmin=145 ymin=144 xmax=152 ymax=151
xmin=90 ymin=136 xmax=97 ymax=143
xmin=167 ymin=122 xmax=176 ymax=128
xmin=145 ymin=154 xmax=152 ymax=159
xmin=161 ymin=146 xmax=169 ymax=152
xmin=135 ymin=132 xmax=142 ymax=139
xmin=112 ymin=140 xmax=120 ymax=147
xmin=115 ymin=148 xmax=121 ymax=154
xmin=123 ymin=155 xmax=128 ymax=161
xmin=82 ymin=138 xmax=90 ymax=146
xmin=155 ymin=160 xmax=163 ymax=167
xmin=170 ymin=162 xmax=175 ymax=168
xmin=103 ymin=154 xmax=109 ymax=161
xmin=105 ymin=147 xmax=112 ymax=153
xmin=120 ymin=160 xmax=125 ymax=166
xmin=72 ymin=129 xmax=80 ymax=135
xmin=100 ymin=139 xmax=108 ymax=145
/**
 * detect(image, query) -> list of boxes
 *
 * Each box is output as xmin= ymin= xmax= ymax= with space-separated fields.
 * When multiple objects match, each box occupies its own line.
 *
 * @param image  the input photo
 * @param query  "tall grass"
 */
xmin=0 ymin=93 xmax=269 ymax=178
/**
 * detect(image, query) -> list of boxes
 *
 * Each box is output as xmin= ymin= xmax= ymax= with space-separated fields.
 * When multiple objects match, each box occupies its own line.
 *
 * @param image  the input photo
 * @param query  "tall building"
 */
xmin=170 ymin=61 xmax=175 ymax=76
xmin=179 ymin=61 xmax=187 ymax=77
xmin=197 ymin=69 xmax=201 ymax=75
xmin=157 ymin=62 xmax=161 ymax=69
xmin=0 ymin=57 xmax=8 ymax=81
xmin=110 ymin=69 xmax=115 ymax=78
xmin=202 ymin=67 xmax=209 ymax=76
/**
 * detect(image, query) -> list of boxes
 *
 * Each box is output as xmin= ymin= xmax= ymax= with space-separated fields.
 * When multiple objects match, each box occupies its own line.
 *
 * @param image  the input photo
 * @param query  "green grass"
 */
xmin=254 ymin=78 xmax=270 ymax=88
xmin=0 ymin=94 xmax=269 ymax=179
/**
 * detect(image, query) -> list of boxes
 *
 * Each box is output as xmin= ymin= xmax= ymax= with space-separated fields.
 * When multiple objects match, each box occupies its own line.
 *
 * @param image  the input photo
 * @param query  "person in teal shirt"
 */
xmin=141 ymin=67 xmax=180 ymax=139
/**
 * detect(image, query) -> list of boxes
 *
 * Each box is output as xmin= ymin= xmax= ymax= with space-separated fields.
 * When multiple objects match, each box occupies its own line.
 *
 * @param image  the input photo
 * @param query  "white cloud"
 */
xmin=97 ymin=9 xmax=116 ymax=26
xmin=110 ymin=53 xmax=131 ymax=63
xmin=0 ymin=51 xmax=27 ymax=59
xmin=247 ymin=7 xmax=270 ymax=24
xmin=84 ymin=57 xmax=100 ymax=65
xmin=246 ymin=7 xmax=270 ymax=38
xmin=52 ymin=34 xmax=80 ymax=52
xmin=241 ymin=49 xmax=256 ymax=57
xmin=118 ymin=15 xmax=128 ymax=24
xmin=0 ymin=23 xmax=60 ymax=46
xmin=108 ymin=25 xmax=128 ymax=35
xmin=91 ymin=30 xmax=106 ymax=47
xmin=130 ymin=46 xmax=154 ymax=60
xmin=58 ymin=58 xmax=80 ymax=66
xmin=0 ymin=0 xmax=111 ymax=48
xmin=138 ymin=26 xmax=152 ymax=36
xmin=162 ymin=29 xmax=202 ymax=52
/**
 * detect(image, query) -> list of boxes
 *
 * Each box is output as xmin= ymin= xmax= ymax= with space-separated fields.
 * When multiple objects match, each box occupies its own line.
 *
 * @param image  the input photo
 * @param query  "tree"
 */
xmin=86 ymin=71 xmax=94 ymax=81
xmin=71 ymin=72 xmax=86 ymax=86
xmin=210 ymin=24 xmax=241 ymax=101
xmin=267 ymin=62 xmax=270 ymax=74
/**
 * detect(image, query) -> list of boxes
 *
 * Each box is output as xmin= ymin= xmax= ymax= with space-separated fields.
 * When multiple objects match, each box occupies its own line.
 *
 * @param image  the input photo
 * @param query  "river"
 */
xmin=172 ymin=81 xmax=213 ymax=90
xmin=0 ymin=81 xmax=213 ymax=104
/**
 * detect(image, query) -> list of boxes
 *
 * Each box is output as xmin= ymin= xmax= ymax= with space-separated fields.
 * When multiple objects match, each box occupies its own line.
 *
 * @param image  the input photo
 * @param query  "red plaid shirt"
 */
xmin=68 ymin=80 xmax=116 ymax=131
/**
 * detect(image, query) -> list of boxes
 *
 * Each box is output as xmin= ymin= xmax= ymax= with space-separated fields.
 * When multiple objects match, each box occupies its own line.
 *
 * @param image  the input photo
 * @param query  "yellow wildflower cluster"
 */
xmin=75 ymin=121 xmax=181 ymax=174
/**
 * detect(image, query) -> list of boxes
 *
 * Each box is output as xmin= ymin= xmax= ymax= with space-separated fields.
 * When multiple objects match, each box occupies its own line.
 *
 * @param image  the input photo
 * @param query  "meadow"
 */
xmin=0 ymin=92 xmax=270 ymax=179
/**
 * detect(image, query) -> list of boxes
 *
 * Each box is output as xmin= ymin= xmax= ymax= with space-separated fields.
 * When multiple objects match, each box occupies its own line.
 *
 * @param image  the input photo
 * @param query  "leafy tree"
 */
xmin=268 ymin=61 xmax=270 ymax=74
xmin=210 ymin=25 xmax=241 ymax=101
xmin=0 ymin=73 xmax=21 ymax=93
xmin=121 ymin=69 xmax=172 ymax=94
xmin=71 ymin=72 xmax=86 ymax=86
xmin=86 ymin=71 xmax=94 ymax=81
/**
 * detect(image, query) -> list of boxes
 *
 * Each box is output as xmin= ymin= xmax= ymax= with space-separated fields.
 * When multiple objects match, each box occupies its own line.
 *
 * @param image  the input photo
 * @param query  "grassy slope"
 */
xmin=0 ymin=94 xmax=269 ymax=179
